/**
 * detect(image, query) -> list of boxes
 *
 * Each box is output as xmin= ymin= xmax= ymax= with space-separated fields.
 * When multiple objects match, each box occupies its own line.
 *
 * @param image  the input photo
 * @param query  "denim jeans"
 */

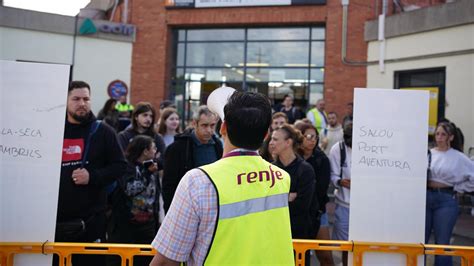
xmin=332 ymin=204 xmax=350 ymax=241
xmin=425 ymin=190 xmax=459 ymax=266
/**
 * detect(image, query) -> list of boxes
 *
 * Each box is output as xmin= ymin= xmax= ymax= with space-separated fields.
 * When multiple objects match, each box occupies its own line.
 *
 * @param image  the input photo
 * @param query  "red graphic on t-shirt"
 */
xmin=62 ymin=139 xmax=84 ymax=162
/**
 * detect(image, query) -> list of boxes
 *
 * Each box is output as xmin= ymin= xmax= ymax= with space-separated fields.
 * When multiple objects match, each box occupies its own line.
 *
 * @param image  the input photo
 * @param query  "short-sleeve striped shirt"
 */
xmin=151 ymin=168 xmax=217 ymax=265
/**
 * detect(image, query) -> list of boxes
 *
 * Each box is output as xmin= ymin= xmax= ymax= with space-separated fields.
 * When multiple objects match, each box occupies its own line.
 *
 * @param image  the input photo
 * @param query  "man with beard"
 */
xmin=117 ymin=102 xmax=166 ymax=167
xmin=55 ymin=81 xmax=127 ymax=265
xmin=320 ymin=111 xmax=344 ymax=155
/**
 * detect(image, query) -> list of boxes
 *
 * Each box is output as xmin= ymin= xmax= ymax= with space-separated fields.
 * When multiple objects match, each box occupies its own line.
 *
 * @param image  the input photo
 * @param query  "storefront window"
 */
xmin=247 ymin=42 xmax=309 ymax=67
xmin=187 ymin=29 xmax=245 ymax=41
xmin=173 ymin=26 xmax=325 ymax=122
xmin=181 ymin=67 xmax=245 ymax=82
xmin=248 ymin=28 xmax=309 ymax=40
xmin=311 ymin=28 xmax=325 ymax=40
xmin=311 ymin=42 xmax=325 ymax=66
xmin=245 ymin=68 xmax=309 ymax=82
xmin=185 ymin=43 xmax=244 ymax=67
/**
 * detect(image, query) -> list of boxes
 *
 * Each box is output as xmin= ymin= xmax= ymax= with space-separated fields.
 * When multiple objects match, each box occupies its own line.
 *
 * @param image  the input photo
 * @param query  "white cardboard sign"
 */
xmin=349 ymin=88 xmax=429 ymax=265
xmin=0 ymin=60 xmax=70 ymax=265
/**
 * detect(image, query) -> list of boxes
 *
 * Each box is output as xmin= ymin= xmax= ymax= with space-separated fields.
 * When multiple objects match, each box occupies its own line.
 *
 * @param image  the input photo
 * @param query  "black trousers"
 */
xmin=53 ymin=213 xmax=107 ymax=266
xmin=106 ymin=217 xmax=157 ymax=266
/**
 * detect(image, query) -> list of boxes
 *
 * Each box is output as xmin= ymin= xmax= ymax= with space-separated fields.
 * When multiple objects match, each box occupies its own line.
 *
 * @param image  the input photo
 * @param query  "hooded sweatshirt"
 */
xmin=57 ymin=113 xmax=127 ymax=222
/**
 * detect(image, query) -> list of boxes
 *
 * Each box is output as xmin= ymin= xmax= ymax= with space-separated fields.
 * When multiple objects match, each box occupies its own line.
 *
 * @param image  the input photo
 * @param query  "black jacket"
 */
xmin=57 ymin=113 xmax=127 ymax=222
xmin=305 ymin=148 xmax=331 ymax=213
xmin=162 ymin=129 xmax=223 ymax=213
xmin=274 ymin=156 xmax=317 ymax=239
xmin=97 ymin=109 xmax=120 ymax=132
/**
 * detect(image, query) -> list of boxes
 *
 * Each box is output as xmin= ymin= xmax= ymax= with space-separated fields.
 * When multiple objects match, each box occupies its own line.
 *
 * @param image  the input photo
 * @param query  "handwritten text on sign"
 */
xmin=1 ymin=128 xmax=44 ymax=159
xmin=356 ymin=125 xmax=411 ymax=170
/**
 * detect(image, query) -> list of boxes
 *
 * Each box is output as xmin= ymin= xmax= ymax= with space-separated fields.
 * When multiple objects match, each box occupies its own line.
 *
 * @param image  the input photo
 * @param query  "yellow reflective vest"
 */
xmin=115 ymin=103 xmax=134 ymax=112
xmin=200 ymin=154 xmax=294 ymax=265
xmin=310 ymin=108 xmax=327 ymax=133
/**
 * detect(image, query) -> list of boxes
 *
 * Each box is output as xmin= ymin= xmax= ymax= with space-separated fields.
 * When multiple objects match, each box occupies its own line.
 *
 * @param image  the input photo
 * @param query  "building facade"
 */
xmin=366 ymin=0 xmax=473 ymax=154
xmin=0 ymin=5 xmax=135 ymax=113
xmin=128 ymin=0 xmax=372 ymax=121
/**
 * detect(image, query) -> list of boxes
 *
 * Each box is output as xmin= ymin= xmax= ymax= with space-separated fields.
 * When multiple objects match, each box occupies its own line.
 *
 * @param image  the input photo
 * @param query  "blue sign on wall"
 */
xmin=108 ymin=80 xmax=128 ymax=99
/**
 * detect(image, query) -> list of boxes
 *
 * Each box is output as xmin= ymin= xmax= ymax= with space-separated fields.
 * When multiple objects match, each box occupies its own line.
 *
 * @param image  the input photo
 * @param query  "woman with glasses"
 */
xmin=295 ymin=121 xmax=334 ymax=266
xmin=426 ymin=121 xmax=474 ymax=266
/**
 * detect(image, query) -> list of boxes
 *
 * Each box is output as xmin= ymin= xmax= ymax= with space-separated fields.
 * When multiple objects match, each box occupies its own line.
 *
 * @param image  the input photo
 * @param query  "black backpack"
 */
xmin=339 ymin=141 xmax=346 ymax=179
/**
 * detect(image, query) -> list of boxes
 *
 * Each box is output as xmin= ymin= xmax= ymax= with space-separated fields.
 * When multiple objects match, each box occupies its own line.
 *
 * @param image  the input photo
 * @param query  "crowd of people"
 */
xmin=56 ymin=82 xmax=473 ymax=266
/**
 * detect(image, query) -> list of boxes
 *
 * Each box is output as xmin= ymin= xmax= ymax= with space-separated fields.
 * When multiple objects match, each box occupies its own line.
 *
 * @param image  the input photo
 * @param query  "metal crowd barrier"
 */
xmin=1 ymin=240 xmax=473 ymax=266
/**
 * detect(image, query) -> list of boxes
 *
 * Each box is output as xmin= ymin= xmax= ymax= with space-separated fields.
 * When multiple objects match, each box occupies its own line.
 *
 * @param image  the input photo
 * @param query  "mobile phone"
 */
xmin=143 ymin=159 xmax=154 ymax=168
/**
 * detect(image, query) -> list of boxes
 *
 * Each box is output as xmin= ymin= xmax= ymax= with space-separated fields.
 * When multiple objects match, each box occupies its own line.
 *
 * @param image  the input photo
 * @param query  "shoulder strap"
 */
xmin=81 ymin=121 xmax=101 ymax=168
xmin=339 ymin=141 xmax=346 ymax=179
xmin=428 ymin=149 xmax=432 ymax=168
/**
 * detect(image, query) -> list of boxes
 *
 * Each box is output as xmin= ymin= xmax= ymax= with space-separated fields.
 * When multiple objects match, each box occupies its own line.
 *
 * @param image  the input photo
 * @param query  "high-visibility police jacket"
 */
xmin=115 ymin=103 xmax=134 ymax=112
xmin=199 ymin=153 xmax=294 ymax=265
xmin=309 ymin=108 xmax=327 ymax=133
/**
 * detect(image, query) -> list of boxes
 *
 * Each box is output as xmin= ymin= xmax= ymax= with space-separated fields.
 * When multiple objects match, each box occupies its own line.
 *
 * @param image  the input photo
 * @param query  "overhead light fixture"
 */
xmin=284 ymin=63 xmax=316 ymax=67
xmin=238 ymin=63 xmax=270 ymax=67
xmin=268 ymin=82 xmax=284 ymax=87
xmin=283 ymin=79 xmax=316 ymax=83
xmin=224 ymin=63 xmax=232 ymax=68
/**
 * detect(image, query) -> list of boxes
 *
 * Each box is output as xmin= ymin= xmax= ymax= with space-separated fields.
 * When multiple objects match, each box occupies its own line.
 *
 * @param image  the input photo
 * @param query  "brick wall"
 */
xmin=129 ymin=0 xmax=376 ymax=120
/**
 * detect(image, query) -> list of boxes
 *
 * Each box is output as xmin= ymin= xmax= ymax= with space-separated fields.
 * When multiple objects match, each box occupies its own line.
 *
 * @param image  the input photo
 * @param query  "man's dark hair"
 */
xmin=328 ymin=111 xmax=337 ymax=117
xmin=160 ymin=100 xmax=176 ymax=110
xmin=68 ymin=81 xmax=90 ymax=92
xmin=224 ymin=91 xmax=272 ymax=150
xmin=125 ymin=135 xmax=154 ymax=163
xmin=131 ymin=102 xmax=157 ymax=136
xmin=343 ymin=122 xmax=353 ymax=148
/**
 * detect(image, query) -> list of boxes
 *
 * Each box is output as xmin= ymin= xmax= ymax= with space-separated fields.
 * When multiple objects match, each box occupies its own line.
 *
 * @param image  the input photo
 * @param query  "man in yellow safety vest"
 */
xmin=115 ymin=95 xmax=134 ymax=118
xmin=306 ymin=99 xmax=328 ymax=133
xmin=150 ymin=88 xmax=294 ymax=266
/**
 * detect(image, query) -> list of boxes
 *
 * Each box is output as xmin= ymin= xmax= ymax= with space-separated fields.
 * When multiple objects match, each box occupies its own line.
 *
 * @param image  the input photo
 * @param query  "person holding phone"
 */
xmin=107 ymin=135 xmax=160 ymax=266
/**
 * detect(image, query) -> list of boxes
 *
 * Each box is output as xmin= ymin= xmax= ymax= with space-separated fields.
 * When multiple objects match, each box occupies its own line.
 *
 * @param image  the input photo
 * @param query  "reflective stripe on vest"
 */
xmin=311 ymin=108 xmax=326 ymax=132
xmin=200 ymin=155 xmax=294 ymax=265
xmin=219 ymin=192 xmax=288 ymax=220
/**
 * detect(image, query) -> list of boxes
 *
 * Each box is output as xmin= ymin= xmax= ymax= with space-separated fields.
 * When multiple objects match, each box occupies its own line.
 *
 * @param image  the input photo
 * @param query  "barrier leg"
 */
xmin=0 ymin=252 xmax=6 ymax=266
xmin=6 ymin=253 xmax=15 ymax=266
xmin=65 ymin=254 xmax=72 ymax=266
xmin=461 ymin=255 xmax=473 ymax=266
xmin=407 ymin=254 xmax=418 ymax=266
xmin=294 ymin=250 xmax=305 ymax=266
